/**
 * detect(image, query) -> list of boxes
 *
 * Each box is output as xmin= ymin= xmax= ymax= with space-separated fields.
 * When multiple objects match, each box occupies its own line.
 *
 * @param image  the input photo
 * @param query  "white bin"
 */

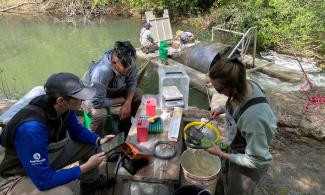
xmin=158 ymin=66 xmax=189 ymax=110
xmin=180 ymin=149 xmax=221 ymax=195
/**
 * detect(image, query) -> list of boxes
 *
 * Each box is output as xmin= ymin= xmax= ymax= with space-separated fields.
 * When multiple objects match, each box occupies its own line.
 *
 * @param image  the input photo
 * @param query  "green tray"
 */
xmin=139 ymin=116 xmax=163 ymax=134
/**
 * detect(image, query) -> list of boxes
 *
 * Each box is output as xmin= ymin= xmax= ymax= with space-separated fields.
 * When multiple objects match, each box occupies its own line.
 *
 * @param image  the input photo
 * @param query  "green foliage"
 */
xmin=211 ymin=0 xmax=324 ymax=55
xmin=46 ymin=0 xmax=323 ymax=56
xmin=125 ymin=0 xmax=207 ymax=15
xmin=92 ymin=0 xmax=107 ymax=6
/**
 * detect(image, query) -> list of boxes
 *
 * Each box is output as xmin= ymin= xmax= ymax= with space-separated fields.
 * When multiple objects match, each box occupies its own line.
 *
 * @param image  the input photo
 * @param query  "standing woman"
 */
xmin=207 ymin=58 xmax=277 ymax=195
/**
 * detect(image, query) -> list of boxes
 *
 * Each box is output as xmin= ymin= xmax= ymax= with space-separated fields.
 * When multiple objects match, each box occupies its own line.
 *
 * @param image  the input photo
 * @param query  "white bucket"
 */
xmin=180 ymin=149 xmax=221 ymax=194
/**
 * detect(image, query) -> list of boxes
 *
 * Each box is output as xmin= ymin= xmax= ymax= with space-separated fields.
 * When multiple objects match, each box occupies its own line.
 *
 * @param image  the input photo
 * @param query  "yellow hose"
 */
xmin=183 ymin=121 xmax=220 ymax=143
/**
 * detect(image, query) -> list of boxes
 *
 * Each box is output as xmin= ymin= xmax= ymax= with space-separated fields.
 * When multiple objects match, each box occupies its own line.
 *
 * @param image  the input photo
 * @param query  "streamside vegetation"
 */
xmin=1 ymin=0 xmax=324 ymax=58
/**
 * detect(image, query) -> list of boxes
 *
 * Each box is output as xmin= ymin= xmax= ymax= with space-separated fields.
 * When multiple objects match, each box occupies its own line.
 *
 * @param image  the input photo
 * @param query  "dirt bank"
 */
xmin=0 ymin=0 xmax=133 ymax=17
xmin=258 ymin=87 xmax=325 ymax=194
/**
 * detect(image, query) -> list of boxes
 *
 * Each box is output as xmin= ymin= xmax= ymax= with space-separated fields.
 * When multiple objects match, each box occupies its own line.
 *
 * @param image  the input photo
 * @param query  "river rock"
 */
xmin=268 ymin=87 xmax=325 ymax=140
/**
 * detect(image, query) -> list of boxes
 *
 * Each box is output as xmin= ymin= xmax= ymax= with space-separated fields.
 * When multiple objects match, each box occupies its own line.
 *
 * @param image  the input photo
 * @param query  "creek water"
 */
xmin=0 ymin=14 xmax=323 ymax=108
xmin=0 ymin=14 xmax=209 ymax=109
xmin=249 ymin=51 xmax=324 ymax=93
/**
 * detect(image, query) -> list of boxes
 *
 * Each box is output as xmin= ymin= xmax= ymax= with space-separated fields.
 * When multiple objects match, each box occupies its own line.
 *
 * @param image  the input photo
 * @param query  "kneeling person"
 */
xmin=0 ymin=73 xmax=115 ymax=194
xmin=82 ymin=41 xmax=143 ymax=136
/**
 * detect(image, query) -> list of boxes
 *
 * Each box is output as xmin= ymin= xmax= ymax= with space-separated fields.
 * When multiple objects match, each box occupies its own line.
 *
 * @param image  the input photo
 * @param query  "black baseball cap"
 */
xmin=44 ymin=72 xmax=95 ymax=100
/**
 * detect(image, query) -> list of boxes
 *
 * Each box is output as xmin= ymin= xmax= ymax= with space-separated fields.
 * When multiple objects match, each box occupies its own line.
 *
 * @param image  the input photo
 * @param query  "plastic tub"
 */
xmin=158 ymin=66 xmax=189 ymax=110
xmin=180 ymin=149 xmax=221 ymax=194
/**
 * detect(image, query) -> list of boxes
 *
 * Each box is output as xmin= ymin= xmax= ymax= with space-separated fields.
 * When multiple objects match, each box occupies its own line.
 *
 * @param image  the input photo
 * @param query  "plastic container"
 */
xmin=145 ymin=98 xmax=157 ymax=117
xmin=137 ymin=119 xmax=149 ymax=142
xmin=83 ymin=111 xmax=113 ymax=135
xmin=83 ymin=111 xmax=91 ymax=129
xmin=158 ymin=66 xmax=189 ymax=110
xmin=159 ymin=41 xmax=168 ymax=62
xmin=180 ymin=149 xmax=221 ymax=195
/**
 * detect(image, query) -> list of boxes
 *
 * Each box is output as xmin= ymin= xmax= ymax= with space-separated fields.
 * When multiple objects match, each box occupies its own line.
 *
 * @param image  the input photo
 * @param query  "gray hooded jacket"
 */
xmin=82 ymin=49 xmax=137 ymax=109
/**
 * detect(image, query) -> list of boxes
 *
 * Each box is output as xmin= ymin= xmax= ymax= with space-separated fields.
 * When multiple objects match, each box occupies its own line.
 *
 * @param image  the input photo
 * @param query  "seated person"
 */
xmin=175 ymin=30 xmax=194 ymax=49
xmin=82 ymin=41 xmax=143 ymax=136
xmin=0 ymin=72 xmax=115 ymax=195
xmin=139 ymin=22 xmax=158 ymax=54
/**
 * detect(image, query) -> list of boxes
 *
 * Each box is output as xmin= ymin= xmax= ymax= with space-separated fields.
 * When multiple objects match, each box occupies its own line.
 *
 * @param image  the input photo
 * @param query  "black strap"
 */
xmin=231 ymin=96 xmax=268 ymax=153
xmin=235 ymin=97 xmax=268 ymax=122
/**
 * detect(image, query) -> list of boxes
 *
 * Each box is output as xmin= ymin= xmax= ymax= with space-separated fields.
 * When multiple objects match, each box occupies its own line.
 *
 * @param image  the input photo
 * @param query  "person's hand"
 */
xmin=207 ymin=143 xmax=222 ymax=157
xmin=99 ymin=134 xmax=115 ymax=145
xmin=120 ymin=101 xmax=131 ymax=120
xmin=80 ymin=152 xmax=105 ymax=173
xmin=206 ymin=142 xmax=229 ymax=160
xmin=112 ymin=97 xmax=125 ymax=106
xmin=210 ymin=106 xmax=224 ymax=119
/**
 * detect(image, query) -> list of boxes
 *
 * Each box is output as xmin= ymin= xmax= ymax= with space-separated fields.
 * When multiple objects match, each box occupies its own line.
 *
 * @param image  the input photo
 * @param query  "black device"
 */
xmin=101 ymin=133 xmax=125 ymax=155
xmin=122 ymin=156 xmax=149 ymax=175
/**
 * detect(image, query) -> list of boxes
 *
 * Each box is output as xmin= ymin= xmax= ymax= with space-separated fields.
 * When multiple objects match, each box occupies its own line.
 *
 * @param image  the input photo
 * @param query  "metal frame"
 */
xmin=211 ymin=26 xmax=257 ymax=67
xmin=145 ymin=9 xmax=173 ymax=43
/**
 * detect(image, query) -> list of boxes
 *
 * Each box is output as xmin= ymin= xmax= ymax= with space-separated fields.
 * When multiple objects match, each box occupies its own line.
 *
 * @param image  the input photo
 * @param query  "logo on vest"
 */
xmin=33 ymin=153 xmax=41 ymax=160
xmin=30 ymin=153 xmax=46 ymax=166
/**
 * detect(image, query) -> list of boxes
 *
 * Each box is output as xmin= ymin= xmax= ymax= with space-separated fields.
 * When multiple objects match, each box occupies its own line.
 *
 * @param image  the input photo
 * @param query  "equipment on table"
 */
xmin=162 ymin=86 xmax=185 ymax=109
xmin=153 ymin=141 xmax=177 ymax=160
xmin=148 ymin=115 xmax=163 ymax=133
xmin=168 ymin=107 xmax=183 ymax=142
xmin=145 ymin=98 xmax=157 ymax=117
xmin=148 ymin=115 xmax=160 ymax=123
xmin=137 ymin=119 xmax=149 ymax=142
xmin=139 ymin=115 xmax=163 ymax=134
xmin=183 ymin=121 xmax=220 ymax=149
xmin=101 ymin=133 xmax=125 ymax=155
xmin=121 ymin=140 xmax=177 ymax=175
xmin=158 ymin=66 xmax=189 ymax=110
xmin=122 ymin=141 xmax=152 ymax=160
xmin=149 ymin=118 xmax=163 ymax=133
xmin=121 ymin=141 xmax=152 ymax=175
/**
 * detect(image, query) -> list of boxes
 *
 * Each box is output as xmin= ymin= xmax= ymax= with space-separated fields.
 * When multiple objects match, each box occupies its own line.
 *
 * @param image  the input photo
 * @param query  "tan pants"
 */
xmin=83 ymin=88 xmax=143 ymax=135
xmin=141 ymin=44 xmax=159 ymax=54
xmin=0 ymin=176 xmax=75 ymax=195
xmin=0 ymin=140 xmax=100 ymax=195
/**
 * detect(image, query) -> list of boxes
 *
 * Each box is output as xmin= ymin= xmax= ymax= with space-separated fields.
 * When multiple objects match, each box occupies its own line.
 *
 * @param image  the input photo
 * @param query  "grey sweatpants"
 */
xmin=225 ymin=161 xmax=269 ymax=195
xmin=0 ymin=139 xmax=100 ymax=195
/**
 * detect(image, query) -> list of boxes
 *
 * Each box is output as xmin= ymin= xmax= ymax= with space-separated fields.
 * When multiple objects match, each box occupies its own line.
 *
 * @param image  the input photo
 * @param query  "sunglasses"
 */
xmin=63 ymin=96 xmax=83 ymax=102
xmin=214 ymin=86 xmax=227 ymax=93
